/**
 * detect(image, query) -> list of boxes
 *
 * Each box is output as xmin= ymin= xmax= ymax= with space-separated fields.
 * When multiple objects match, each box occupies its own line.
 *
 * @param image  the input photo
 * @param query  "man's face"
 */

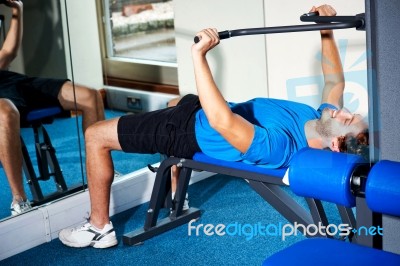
xmin=318 ymin=108 xmax=368 ymax=151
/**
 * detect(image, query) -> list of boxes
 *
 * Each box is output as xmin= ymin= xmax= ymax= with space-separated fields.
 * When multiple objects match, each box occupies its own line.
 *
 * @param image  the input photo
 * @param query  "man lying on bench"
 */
xmin=59 ymin=4 xmax=368 ymax=249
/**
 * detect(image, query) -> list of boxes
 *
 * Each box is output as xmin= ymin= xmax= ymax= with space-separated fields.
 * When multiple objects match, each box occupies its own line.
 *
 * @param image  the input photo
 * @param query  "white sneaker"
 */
xmin=182 ymin=193 xmax=189 ymax=211
xmin=59 ymin=221 xmax=118 ymax=248
xmin=172 ymin=192 xmax=190 ymax=211
xmin=10 ymin=199 xmax=32 ymax=216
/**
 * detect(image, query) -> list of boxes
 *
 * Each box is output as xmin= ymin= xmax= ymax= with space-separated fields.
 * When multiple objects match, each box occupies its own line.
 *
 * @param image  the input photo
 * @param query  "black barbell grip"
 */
xmin=193 ymin=12 xmax=364 ymax=43
xmin=193 ymin=30 xmax=231 ymax=43
xmin=193 ymin=13 xmax=320 ymax=43
xmin=193 ymin=36 xmax=200 ymax=43
xmin=301 ymin=11 xmax=319 ymax=17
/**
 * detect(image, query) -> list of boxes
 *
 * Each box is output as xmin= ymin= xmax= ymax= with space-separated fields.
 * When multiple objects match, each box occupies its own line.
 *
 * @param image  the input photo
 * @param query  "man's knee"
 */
xmin=84 ymin=120 xmax=116 ymax=147
xmin=84 ymin=123 xmax=101 ymax=145
xmin=0 ymin=99 xmax=20 ymax=125
xmin=167 ymin=97 xmax=182 ymax=108
xmin=60 ymin=82 xmax=98 ymax=104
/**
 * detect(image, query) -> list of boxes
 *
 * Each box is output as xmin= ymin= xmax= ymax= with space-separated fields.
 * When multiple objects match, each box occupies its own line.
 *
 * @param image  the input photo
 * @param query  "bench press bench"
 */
xmin=20 ymin=107 xmax=83 ymax=205
xmin=123 ymin=150 xmax=356 ymax=245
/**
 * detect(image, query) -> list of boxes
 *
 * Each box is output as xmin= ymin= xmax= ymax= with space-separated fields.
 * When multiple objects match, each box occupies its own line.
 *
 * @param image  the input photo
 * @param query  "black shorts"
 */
xmin=0 ymin=70 xmax=68 ymax=118
xmin=117 ymin=94 xmax=202 ymax=158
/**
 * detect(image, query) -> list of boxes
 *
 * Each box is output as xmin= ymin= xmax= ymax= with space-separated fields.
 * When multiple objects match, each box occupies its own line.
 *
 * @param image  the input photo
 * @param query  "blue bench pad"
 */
xmin=26 ymin=107 xmax=62 ymax=122
xmin=192 ymin=152 xmax=287 ymax=179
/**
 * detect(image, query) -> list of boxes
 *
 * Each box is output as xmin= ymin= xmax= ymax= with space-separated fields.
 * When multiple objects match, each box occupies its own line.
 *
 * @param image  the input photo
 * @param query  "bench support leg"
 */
xmin=21 ymin=124 xmax=83 ymax=205
xmin=123 ymin=158 xmax=201 ymax=246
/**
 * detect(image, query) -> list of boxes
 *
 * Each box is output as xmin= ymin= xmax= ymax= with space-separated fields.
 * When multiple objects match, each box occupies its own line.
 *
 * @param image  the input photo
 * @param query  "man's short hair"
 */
xmin=338 ymin=129 xmax=370 ymax=161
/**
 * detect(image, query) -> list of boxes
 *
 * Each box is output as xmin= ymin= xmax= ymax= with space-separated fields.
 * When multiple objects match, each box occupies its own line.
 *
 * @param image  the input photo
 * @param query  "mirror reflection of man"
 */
xmin=0 ymin=0 xmax=105 ymax=215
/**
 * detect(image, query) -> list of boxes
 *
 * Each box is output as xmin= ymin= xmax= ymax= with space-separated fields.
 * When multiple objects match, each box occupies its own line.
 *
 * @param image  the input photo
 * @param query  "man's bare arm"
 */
xmin=0 ymin=1 xmax=23 ymax=70
xmin=192 ymin=28 xmax=254 ymax=153
xmin=313 ymin=5 xmax=345 ymax=108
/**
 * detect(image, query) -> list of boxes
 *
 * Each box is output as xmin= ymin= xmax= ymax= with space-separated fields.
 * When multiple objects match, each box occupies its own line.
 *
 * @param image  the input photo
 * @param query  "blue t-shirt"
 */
xmin=195 ymin=98 xmax=336 ymax=168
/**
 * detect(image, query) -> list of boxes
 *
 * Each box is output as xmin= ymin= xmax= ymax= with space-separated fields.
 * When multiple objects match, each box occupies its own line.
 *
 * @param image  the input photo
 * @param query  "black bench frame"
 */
xmin=123 ymin=156 xmax=356 ymax=245
xmin=20 ymin=117 xmax=84 ymax=206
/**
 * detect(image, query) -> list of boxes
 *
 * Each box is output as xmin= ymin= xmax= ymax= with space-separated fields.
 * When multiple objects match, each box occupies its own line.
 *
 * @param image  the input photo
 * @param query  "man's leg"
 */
xmin=58 ymin=117 xmax=120 ymax=248
xmin=0 ymin=99 xmax=31 ymax=214
xmin=57 ymin=82 xmax=105 ymax=132
xmin=84 ymin=118 xmax=121 ymax=228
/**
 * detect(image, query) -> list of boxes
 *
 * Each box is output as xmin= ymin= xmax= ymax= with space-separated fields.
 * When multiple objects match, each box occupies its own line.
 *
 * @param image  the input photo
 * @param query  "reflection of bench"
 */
xmin=21 ymin=107 xmax=83 ymax=206
xmin=123 ymin=152 xmax=355 ymax=245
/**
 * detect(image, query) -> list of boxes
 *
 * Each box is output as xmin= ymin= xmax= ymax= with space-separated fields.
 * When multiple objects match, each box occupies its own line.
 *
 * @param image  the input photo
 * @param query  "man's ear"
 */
xmin=331 ymin=137 xmax=340 ymax=152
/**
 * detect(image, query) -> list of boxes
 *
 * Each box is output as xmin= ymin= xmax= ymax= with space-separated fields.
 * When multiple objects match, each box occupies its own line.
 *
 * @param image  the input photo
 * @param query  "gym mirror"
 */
xmin=0 ymin=0 xmax=85 ymax=221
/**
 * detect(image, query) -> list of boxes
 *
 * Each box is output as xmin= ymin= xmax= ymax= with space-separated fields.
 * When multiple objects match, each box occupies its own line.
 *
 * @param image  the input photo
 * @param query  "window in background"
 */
xmin=108 ymin=0 xmax=176 ymax=63
xmin=99 ymin=0 xmax=178 ymax=93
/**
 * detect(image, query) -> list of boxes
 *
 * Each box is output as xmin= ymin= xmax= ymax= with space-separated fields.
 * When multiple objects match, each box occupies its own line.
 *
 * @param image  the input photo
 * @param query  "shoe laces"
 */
xmin=70 ymin=216 xmax=92 ymax=232
xmin=18 ymin=200 xmax=31 ymax=211
xmin=12 ymin=199 xmax=31 ymax=212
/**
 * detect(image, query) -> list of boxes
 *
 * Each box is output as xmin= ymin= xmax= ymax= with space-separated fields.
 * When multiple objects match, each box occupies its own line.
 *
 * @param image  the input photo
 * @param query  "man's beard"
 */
xmin=316 ymin=109 xmax=334 ymax=138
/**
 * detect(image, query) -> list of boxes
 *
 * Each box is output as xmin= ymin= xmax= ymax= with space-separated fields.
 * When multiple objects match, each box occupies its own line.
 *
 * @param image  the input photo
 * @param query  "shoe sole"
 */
xmin=59 ymin=234 xmax=118 ymax=249
xmin=92 ymin=239 xmax=118 ymax=248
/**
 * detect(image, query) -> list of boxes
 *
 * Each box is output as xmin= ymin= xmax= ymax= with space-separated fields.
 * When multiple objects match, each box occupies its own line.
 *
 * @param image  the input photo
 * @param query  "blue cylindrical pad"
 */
xmin=290 ymin=148 xmax=367 ymax=207
xmin=366 ymin=160 xmax=400 ymax=216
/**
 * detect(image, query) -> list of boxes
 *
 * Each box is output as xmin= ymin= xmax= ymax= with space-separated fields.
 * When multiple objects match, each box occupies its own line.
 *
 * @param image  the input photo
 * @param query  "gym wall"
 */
xmin=174 ymin=0 xmax=367 ymax=118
